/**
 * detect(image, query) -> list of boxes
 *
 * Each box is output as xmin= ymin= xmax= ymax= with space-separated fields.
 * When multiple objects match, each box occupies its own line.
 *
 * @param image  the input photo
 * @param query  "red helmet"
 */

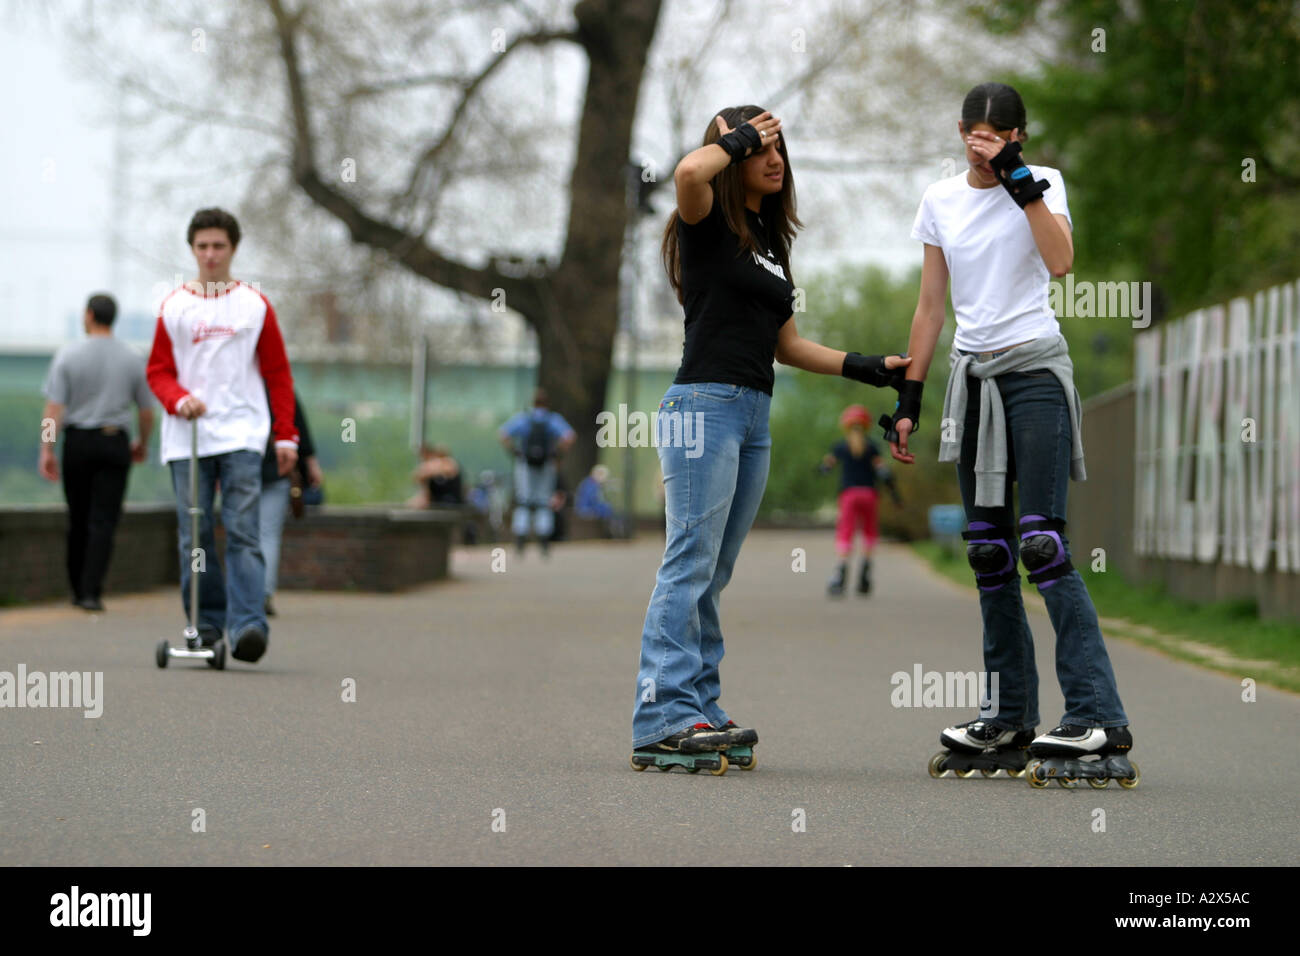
xmin=840 ymin=404 xmax=871 ymax=429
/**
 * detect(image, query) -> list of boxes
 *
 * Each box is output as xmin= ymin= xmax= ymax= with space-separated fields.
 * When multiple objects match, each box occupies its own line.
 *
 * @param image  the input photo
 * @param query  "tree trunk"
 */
xmin=540 ymin=0 xmax=662 ymax=491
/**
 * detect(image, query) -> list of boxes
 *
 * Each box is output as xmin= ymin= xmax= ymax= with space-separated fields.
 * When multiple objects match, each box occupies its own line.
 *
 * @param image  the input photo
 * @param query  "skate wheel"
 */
xmin=1007 ymin=768 xmax=1026 ymax=779
xmin=1117 ymin=759 xmax=1140 ymax=790
xmin=687 ymin=766 xmax=700 ymax=774
xmin=738 ymin=753 xmax=756 ymax=771
xmin=1026 ymin=760 xmax=1049 ymax=789
xmin=1056 ymin=777 xmax=1076 ymax=789
xmin=927 ymin=752 xmax=947 ymax=778
xmin=980 ymin=768 xmax=999 ymax=778
xmin=710 ymin=754 xmax=729 ymax=776
xmin=954 ymin=767 xmax=976 ymax=779
xmin=1087 ymin=777 xmax=1109 ymax=789
xmin=657 ymin=764 xmax=672 ymax=772
xmin=630 ymin=755 xmax=647 ymax=771
xmin=155 ymin=640 xmax=169 ymax=669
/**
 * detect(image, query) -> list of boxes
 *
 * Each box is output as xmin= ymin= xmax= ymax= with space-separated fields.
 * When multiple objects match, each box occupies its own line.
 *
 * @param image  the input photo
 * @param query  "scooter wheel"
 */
xmin=155 ymin=640 xmax=170 ymax=669
xmin=208 ymin=639 xmax=226 ymax=671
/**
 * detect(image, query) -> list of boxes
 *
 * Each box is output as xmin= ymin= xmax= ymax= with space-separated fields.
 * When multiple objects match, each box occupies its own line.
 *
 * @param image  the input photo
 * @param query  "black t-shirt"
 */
xmin=831 ymin=439 xmax=880 ymax=491
xmin=673 ymin=201 xmax=795 ymax=395
xmin=428 ymin=470 xmax=463 ymax=505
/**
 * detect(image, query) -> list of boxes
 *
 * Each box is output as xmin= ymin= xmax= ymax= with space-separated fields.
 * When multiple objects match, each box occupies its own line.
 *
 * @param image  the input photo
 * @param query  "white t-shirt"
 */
xmin=910 ymin=165 xmax=1071 ymax=352
xmin=146 ymin=281 xmax=298 ymax=463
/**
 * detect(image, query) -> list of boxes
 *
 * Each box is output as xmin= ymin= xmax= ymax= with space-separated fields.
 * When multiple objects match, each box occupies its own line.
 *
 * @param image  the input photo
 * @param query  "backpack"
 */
xmin=522 ymin=417 xmax=554 ymax=466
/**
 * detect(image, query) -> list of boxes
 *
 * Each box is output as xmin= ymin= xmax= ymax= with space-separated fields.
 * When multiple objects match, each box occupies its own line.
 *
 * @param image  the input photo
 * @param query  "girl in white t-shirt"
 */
xmin=888 ymin=83 xmax=1137 ymax=788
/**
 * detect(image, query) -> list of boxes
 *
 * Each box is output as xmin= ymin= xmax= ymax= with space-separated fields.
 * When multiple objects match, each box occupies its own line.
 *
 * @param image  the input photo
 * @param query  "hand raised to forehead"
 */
xmin=716 ymin=111 xmax=782 ymax=153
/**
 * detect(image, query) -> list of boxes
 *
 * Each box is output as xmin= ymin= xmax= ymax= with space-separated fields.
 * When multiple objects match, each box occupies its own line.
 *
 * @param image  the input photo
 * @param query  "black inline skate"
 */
xmin=717 ymin=720 xmax=758 ymax=770
xmin=1025 ymin=725 xmax=1139 ymax=790
xmin=929 ymin=719 xmax=1036 ymax=779
xmin=827 ymin=562 xmax=847 ymax=597
xmin=856 ymin=560 xmax=872 ymax=595
xmin=631 ymin=723 xmax=735 ymax=775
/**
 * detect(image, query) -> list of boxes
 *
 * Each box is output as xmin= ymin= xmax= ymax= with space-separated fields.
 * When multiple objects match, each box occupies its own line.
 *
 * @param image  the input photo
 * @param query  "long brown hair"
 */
xmin=661 ymin=104 xmax=802 ymax=305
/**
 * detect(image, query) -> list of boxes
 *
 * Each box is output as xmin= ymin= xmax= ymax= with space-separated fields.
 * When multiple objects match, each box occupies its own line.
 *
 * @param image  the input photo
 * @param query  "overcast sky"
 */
xmin=0 ymin=2 xmax=1013 ymax=353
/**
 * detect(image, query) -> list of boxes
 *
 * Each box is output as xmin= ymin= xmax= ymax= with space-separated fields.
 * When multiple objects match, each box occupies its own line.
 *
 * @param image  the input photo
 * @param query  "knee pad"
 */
xmin=1019 ymin=514 xmax=1073 ymax=588
xmin=962 ymin=521 xmax=1018 ymax=592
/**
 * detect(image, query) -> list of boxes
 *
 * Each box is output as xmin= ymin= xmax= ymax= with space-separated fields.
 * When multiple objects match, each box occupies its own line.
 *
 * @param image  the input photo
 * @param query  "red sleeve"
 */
xmin=146 ymin=316 xmax=189 ymax=414
xmin=256 ymin=300 xmax=299 ymax=445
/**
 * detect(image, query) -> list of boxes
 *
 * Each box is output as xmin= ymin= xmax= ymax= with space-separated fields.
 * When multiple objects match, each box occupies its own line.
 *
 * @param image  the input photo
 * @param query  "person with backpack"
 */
xmin=498 ymin=389 xmax=575 ymax=556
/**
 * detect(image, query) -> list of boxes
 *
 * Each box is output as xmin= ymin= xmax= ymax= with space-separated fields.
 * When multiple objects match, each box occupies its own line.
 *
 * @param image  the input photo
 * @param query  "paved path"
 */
xmin=2 ymin=531 xmax=1296 ymax=865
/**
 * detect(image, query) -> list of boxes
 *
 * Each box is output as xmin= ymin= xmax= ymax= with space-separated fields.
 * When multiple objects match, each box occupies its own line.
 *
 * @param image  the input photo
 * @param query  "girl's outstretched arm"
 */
xmin=775 ymin=317 xmax=911 ymax=378
xmin=890 ymin=244 xmax=949 ymax=464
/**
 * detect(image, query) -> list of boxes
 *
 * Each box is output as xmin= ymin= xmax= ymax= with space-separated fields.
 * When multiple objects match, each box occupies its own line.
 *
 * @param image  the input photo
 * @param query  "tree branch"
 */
xmin=343 ymin=71 xmax=465 ymax=100
xmin=267 ymin=0 xmax=545 ymax=324
xmin=400 ymin=27 xmax=578 ymax=204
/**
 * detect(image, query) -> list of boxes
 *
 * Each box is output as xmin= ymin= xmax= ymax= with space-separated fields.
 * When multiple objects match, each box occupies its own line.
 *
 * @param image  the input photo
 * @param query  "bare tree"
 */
xmin=53 ymin=0 xmax=1040 ymax=486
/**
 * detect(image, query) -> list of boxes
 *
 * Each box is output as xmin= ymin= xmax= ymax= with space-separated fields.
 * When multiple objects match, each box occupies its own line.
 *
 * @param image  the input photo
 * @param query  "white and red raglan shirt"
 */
xmin=146 ymin=280 xmax=298 ymax=464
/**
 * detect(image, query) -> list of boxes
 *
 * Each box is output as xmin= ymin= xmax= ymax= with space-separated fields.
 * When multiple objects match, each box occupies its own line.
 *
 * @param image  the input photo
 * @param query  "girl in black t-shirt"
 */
xmin=631 ymin=105 xmax=910 ymax=769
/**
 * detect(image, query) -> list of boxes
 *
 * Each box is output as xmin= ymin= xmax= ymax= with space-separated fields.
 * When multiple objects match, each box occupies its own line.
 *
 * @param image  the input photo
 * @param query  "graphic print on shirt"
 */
xmin=751 ymin=250 xmax=787 ymax=282
xmin=191 ymin=322 xmax=239 ymax=344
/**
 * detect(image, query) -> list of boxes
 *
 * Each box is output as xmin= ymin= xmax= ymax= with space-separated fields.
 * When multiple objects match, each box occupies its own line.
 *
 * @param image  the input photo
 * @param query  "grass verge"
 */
xmin=912 ymin=540 xmax=1300 ymax=695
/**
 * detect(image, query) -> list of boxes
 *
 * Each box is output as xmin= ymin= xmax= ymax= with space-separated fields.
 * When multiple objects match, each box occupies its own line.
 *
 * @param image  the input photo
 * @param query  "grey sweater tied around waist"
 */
xmin=937 ymin=333 xmax=1086 ymax=508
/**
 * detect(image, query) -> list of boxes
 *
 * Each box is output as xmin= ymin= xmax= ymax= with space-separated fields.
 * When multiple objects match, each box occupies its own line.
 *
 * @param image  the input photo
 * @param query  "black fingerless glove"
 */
xmin=987 ymin=141 xmax=1049 ymax=209
xmin=879 ymin=380 xmax=923 ymax=443
xmin=716 ymin=123 xmax=763 ymax=164
xmin=841 ymin=352 xmax=905 ymax=390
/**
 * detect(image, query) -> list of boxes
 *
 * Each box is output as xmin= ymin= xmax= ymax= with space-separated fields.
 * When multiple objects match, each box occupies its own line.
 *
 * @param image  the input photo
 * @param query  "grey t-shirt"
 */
xmin=42 ymin=336 xmax=155 ymax=431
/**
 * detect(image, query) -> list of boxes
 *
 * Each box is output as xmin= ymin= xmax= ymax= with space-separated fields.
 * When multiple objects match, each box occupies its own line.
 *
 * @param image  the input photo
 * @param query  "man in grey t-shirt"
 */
xmin=40 ymin=294 xmax=156 ymax=611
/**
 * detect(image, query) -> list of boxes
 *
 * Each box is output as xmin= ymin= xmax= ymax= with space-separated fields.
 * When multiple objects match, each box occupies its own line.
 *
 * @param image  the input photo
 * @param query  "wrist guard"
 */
xmin=842 ymin=352 xmax=905 ymax=390
xmin=879 ymin=380 xmax=923 ymax=443
xmin=716 ymin=123 xmax=763 ymax=164
xmin=988 ymin=141 xmax=1049 ymax=208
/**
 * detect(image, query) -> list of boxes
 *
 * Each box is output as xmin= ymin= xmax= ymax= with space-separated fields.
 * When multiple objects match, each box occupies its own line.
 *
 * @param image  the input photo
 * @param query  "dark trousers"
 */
xmin=61 ymin=427 xmax=131 ymax=601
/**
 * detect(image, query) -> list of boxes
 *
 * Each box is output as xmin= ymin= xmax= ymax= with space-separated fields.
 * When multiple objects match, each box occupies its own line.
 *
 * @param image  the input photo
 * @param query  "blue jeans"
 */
xmin=169 ymin=450 xmax=268 ymax=639
xmin=260 ymin=476 xmax=291 ymax=595
xmin=955 ymin=369 xmax=1127 ymax=730
xmin=633 ymin=382 xmax=771 ymax=747
xmin=512 ymin=459 xmax=556 ymax=538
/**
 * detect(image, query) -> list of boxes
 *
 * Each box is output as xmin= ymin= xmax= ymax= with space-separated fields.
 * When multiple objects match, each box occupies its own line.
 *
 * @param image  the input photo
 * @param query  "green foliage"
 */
xmin=914 ymin=539 xmax=1300 ymax=692
xmin=762 ymin=262 xmax=1136 ymax=531
xmin=964 ymin=0 xmax=1300 ymax=315
xmin=763 ymin=265 xmax=960 ymax=536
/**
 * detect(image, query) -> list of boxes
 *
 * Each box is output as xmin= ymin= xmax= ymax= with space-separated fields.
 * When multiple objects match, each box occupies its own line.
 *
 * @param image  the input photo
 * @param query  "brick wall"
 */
xmin=0 ymin=505 xmax=457 ymax=604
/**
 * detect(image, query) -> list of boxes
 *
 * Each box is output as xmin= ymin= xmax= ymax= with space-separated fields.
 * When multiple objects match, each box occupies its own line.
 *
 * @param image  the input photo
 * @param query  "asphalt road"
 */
xmin=2 ymin=531 xmax=1296 ymax=865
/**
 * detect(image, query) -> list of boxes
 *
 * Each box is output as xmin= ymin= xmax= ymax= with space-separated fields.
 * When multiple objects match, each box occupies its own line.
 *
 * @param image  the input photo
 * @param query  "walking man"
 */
xmin=39 ymin=293 xmax=156 ymax=611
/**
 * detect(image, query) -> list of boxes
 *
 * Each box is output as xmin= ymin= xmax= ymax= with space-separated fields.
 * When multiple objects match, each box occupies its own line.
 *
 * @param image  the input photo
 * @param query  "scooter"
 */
xmin=155 ymin=417 xmax=225 ymax=669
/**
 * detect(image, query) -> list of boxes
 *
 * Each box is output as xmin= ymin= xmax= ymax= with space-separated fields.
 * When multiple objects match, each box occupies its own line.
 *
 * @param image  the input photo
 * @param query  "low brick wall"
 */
xmin=0 ymin=505 xmax=178 ymax=604
xmin=277 ymin=508 xmax=457 ymax=592
xmin=0 ymin=504 xmax=457 ymax=604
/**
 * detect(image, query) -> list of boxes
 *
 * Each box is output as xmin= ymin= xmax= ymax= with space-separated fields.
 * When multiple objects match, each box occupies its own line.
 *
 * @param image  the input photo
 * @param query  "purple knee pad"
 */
xmin=1019 ymin=514 xmax=1073 ymax=588
xmin=962 ymin=520 xmax=1018 ymax=592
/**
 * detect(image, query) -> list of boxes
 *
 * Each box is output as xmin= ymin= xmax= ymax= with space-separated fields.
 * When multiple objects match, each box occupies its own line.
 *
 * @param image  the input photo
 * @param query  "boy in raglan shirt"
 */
xmin=147 ymin=208 xmax=298 ymax=663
